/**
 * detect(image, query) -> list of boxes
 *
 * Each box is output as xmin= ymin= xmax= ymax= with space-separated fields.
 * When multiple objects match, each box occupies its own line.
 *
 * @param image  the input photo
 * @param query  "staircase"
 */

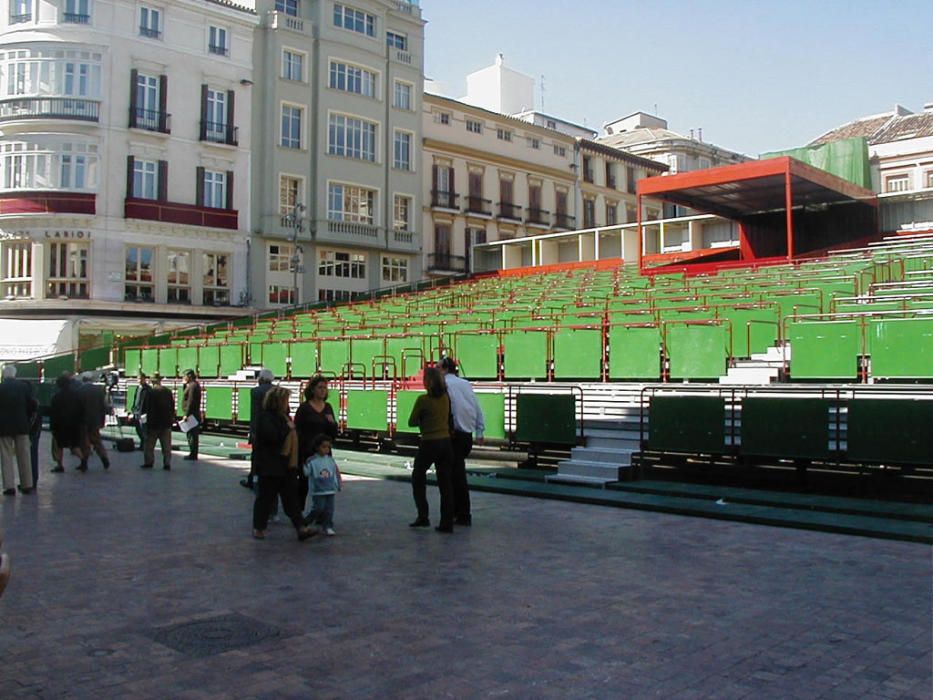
xmin=719 ymin=344 xmax=789 ymax=385
xmin=548 ymin=413 xmax=643 ymax=487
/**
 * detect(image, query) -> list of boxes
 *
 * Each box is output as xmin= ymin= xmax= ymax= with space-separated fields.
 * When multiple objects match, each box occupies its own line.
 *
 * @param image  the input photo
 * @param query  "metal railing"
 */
xmin=139 ymin=25 xmax=161 ymax=38
xmin=465 ymin=195 xmax=492 ymax=215
xmin=10 ymin=13 xmax=31 ymax=23
xmin=130 ymin=107 xmax=170 ymax=132
xmin=526 ymin=207 xmax=550 ymax=226
xmin=326 ymin=220 xmax=379 ymax=238
xmin=498 ymin=202 xmax=521 ymax=220
xmin=431 ymin=190 xmax=458 ymax=209
xmin=427 ymin=253 xmax=467 ymax=273
xmin=200 ymin=121 xmax=238 ymax=146
xmin=0 ymin=97 xmax=99 ymax=122
xmin=393 ymin=229 xmax=413 ymax=243
xmin=63 ymin=12 xmax=90 ymax=23
xmin=554 ymin=213 xmax=576 ymax=229
xmin=208 ymin=44 xmax=229 ymax=56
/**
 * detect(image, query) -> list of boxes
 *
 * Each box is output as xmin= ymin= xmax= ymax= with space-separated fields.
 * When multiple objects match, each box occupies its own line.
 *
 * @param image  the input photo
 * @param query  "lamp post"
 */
xmin=290 ymin=202 xmax=305 ymax=305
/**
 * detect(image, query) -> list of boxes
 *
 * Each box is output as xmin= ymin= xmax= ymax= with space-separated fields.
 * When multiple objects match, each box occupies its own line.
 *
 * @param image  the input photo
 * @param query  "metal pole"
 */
xmin=291 ymin=202 xmax=305 ymax=305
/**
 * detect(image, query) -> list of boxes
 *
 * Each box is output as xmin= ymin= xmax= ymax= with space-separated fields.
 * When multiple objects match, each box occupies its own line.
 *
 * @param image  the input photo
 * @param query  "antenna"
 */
xmin=540 ymin=75 xmax=546 ymax=111
xmin=654 ymin=103 xmax=658 ymax=115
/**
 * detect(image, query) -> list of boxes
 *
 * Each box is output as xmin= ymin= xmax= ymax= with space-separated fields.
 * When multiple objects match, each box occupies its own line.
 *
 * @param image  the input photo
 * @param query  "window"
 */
xmin=434 ymin=111 xmax=450 ymax=125
xmin=279 ymin=175 xmax=303 ymax=217
xmin=318 ymin=250 xmax=366 ymax=279
xmin=386 ymin=31 xmax=408 ymax=51
xmin=625 ymin=204 xmax=637 ymax=223
xmin=327 ymin=183 xmax=375 ymax=223
xmin=527 ymin=137 xmax=540 ymax=150
xmin=393 ymin=194 xmax=411 ymax=231
xmin=496 ymin=128 xmax=512 ymax=142
xmin=546 ymin=119 xmax=557 ymax=129
xmin=275 ymin=0 xmax=298 ymax=16
xmin=583 ymin=156 xmax=594 ymax=183
xmin=382 ymin=256 xmax=408 ymax=283
xmin=606 ymin=163 xmax=616 ymax=189
xmin=202 ymin=169 xmax=226 ymax=209
xmin=166 ymin=249 xmax=190 ymax=304
xmin=556 ymin=189 xmax=568 ymax=218
xmin=204 ymin=88 xmax=227 ymax=142
xmin=393 ymin=131 xmax=411 ymax=171
xmin=328 ymin=61 xmax=376 ymax=98
xmin=208 ymin=26 xmax=229 ymax=56
xmin=625 ymin=166 xmax=636 ymax=194
xmin=583 ymin=198 xmax=595 ymax=228
xmin=48 ymin=242 xmax=88 ymax=298
xmin=606 ymin=202 xmax=618 ymax=226
xmin=393 ymin=80 xmax=412 ymax=110
xmin=333 ymin=4 xmax=375 ymax=37
xmin=698 ymin=157 xmax=712 ymax=169
xmin=2 ymin=241 xmax=32 ymax=298
xmin=282 ymin=50 xmax=304 ymax=81
xmin=269 ymin=284 xmax=295 ymax=305
xmin=268 ymin=243 xmax=295 ymax=272
xmin=139 ymin=6 xmax=161 ymax=38
xmin=202 ymin=252 xmax=229 ymax=305
xmin=60 ymin=154 xmax=88 ymax=189
xmin=281 ymin=104 xmax=302 ymax=148
xmin=327 ymin=114 xmax=377 ymax=162
xmin=124 ymin=246 xmax=153 ymax=302
xmin=11 ymin=0 xmax=32 ymax=23
xmin=132 ymin=159 xmax=158 ymax=199
xmin=64 ymin=0 xmax=90 ymax=23
xmin=134 ymin=72 xmax=161 ymax=130
xmin=318 ymin=289 xmax=352 ymax=302
xmin=1 ymin=140 xmax=99 ymax=192
xmin=885 ymin=175 xmax=910 ymax=193
xmin=468 ymin=226 xmax=486 ymax=246
xmin=466 ymin=119 xmax=482 ymax=134
xmin=553 ymin=144 xmax=566 ymax=157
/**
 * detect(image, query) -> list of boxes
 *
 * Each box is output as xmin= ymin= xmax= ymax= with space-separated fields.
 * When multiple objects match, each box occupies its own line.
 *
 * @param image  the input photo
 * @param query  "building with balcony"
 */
xmin=0 ymin=0 xmax=258 ymax=352
xmin=249 ymin=0 xmax=424 ymax=308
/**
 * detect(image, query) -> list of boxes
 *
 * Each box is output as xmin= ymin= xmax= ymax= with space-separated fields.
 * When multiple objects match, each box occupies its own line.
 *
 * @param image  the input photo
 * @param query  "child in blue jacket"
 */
xmin=303 ymin=434 xmax=342 ymax=535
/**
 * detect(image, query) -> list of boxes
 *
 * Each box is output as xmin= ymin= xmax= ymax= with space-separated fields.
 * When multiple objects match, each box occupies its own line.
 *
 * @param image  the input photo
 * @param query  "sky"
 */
xmin=422 ymin=0 xmax=933 ymax=156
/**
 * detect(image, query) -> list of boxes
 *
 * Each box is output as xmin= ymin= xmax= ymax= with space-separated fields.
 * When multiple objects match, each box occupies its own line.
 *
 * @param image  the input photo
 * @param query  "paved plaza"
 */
xmin=0 ymin=446 xmax=930 ymax=700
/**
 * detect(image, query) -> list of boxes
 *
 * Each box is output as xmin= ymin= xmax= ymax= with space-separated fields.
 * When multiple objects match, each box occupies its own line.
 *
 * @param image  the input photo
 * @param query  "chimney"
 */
xmin=689 ymin=129 xmax=694 ymax=139
xmin=698 ymin=127 xmax=703 ymax=142
xmin=924 ymin=102 xmax=933 ymax=113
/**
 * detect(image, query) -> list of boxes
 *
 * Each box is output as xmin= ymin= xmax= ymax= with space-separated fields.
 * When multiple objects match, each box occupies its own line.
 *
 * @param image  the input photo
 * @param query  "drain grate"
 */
xmin=149 ymin=613 xmax=281 ymax=658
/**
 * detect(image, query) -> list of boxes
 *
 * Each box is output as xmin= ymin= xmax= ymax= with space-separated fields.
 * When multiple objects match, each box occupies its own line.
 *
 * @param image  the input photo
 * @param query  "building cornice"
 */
xmin=577 ymin=138 xmax=669 ymax=172
xmin=423 ymin=138 xmax=577 ymax=183
xmin=424 ymin=93 xmax=576 ymax=144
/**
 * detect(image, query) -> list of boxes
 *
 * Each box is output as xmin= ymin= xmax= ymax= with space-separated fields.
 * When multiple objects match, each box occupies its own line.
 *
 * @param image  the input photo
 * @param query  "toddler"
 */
xmin=303 ymin=434 xmax=342 ymax=536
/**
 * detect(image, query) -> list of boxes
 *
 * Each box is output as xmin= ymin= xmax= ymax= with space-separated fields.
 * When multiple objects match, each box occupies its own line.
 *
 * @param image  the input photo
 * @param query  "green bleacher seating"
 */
xmin=788 ymin=320 xmax=861 ymax=380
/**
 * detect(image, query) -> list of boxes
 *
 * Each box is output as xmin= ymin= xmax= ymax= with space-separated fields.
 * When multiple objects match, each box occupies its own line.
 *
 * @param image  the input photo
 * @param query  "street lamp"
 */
xmin=290 ymin=202 xmax=305 ymax=305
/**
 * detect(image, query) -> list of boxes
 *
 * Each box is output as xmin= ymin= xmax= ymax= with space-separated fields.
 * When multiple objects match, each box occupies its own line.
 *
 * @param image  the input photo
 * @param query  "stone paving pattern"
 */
xmin=0 ymin=447 xmax=930 ymax=699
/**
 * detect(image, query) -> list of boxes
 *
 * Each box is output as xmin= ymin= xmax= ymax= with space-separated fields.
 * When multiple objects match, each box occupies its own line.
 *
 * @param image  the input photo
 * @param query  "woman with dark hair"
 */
xmin=407 ymin=366 xmax=455 ymax=533
xmin=252 ymin=386 xmax=315 ymax=542
xmin=294 ymin=375 xmax=338 ymax=511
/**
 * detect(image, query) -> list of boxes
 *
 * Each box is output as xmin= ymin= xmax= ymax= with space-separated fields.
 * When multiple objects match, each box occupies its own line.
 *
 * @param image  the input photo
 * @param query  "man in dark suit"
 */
xmin=0 ymin=365 xmax=34 ymax=494
xmin=132 ymin=373 xmax=151 ymax=450
xmin=77 ymin=372 xmax=110 ymax=471
xmin=182 ymin=369 xmax=202 ymax=460
xmin=241 ymin=368 xmax=275 ymax=489
xmin=141 ymin=372 xmax=175 ymax=470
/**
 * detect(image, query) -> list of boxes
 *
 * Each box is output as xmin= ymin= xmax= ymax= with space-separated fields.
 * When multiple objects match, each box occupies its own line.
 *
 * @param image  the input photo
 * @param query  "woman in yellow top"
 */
xmin=407 ymin=366 xmax=455 ymax=533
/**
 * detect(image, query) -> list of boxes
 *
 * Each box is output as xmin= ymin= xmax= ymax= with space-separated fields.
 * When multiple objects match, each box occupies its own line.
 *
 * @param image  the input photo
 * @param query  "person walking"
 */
xmin=49 ymin=373 xmax=85 ymax=473
xmin=407 ymin=366 xmax=455 ymax=533
xmin=438 ymin=357 xmax=485 ymax=527
xmin=241 ymin=368 xmax=275 ymax=489
xmin=26 ymin=390 xmax=40 ymax=488
xmin=181 ymin=369 xmax=202 ymax=461
xmin=303 ymin=434 xmax=342 ymax=536
xmin=132 ymin=373 xmax=151 ymax=450
xmin=251 ymin=386 xmax=315 ymax=542
xmin=77 ymin=372 xmax=111 ymax=471
xmin=294 ymin=375 xmax=338 ymax=511
xmin=0 ymin=365 xmax=34 ymax=495
xmin=140 ymin=373 xmax=175 ymax=470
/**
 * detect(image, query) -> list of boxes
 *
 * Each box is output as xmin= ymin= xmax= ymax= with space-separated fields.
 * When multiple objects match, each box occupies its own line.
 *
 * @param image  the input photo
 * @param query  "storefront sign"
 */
xmin=0 ymin=229 xmax=92 ymax=241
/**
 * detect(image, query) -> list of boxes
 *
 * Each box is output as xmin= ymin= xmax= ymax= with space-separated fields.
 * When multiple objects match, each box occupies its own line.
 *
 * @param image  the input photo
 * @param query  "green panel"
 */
xmin=502 ymin=331 xmax=548 ymax=379
xmin=385 ymin=337 xmax=425 ymax=377
xmin=176 ymin=347 xmax=198 ymax=377
xmin=515 ymin=394 xmax=576 ymax=445
xmin=394 ymin=390 xmax=421 ymax=434
xmin=36 ymin=382 xmax=56 ymax=410
xmin=788 ymin=321 xmax=860 ymax=380
xmin=847 ymin=399 xmax=933 ymax=466
xmin=608 ymin=325 xmax=661 ymax=380
xmin=248 ymin=342 xmax=264 ymax=364
xmin=158 ymin=347 xmax=178 ymax=377
xmin=741 ymin=398 xmax=833 ymax=460
xmin=141 ymin=348 xmax=159 ymax=375
xmin=12 ymin=361 xmax=39 ymax=380
xmin=345 ymin=389 xmax=389 ymax=431
xmin=667 ymin=323 xmax=728 ymax=380
xmin=79 ymin=346 xmax=110 ymax=372
xmin=126 ymin=384 xmax=137 ymax=415
xmin=718 ymin=307 xmax=779 ymax=357
xmin=237 ymin=387 xmax=251 ymax=423
xmin=290 ymin=341 xmax=317 ymax=378
xmin=762 ymin=137 xmax=872 ymax=188
xmin=351 ymin=338 xmax=385 ymax=376
xmin=197 ymin=346 xmax=220 ymax=377
xmin=205 ymin=386 xmax=234 ymax=420
xmin=220 ymin=344 xmax=244 ymax=376
xmin=318 ymin=339 xmax=350 ymax=375
xmin=552 ymin=328 xmax=602 ymax=379
xmin=124 ymin=349 xmax=141 ymax=377
xmin=476 ymin=393 xmax=506 ymax=441
xmin=648 ymin=396 xmax=726 ymax=454
xmin=43 ymin=352 xmax=76 ymax=378
xmin=454 ymin=333 xmax=499 ymax=380
xmin=262 ymin=342 xmax=288 ymax=378
xmin=771 ymin=291 xmax=822 ymax=318
xmin=868 ymin=318 xmax=933 ymax=379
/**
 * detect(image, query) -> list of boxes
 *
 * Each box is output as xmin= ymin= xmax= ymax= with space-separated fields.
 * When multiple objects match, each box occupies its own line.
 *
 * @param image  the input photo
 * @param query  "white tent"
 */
xmin=0 ymin=319 xmax=72 ymax=362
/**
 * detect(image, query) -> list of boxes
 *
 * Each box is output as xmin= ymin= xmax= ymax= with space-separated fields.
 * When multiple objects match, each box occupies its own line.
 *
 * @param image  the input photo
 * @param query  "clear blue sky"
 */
xmin=423 ymin=0 xmax=933 ymax=156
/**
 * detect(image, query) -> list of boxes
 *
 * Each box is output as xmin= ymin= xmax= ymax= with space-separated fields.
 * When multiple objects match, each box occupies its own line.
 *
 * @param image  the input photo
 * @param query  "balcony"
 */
xmin=498 ymin=202 xmax=522 ymax=221
xmin=0 ymin=97 xmax=99 ymax=123
xmin=431 ymin=190 xmax=459 ymax=210
xmin=554 ymin=213 xmax=576 ymax=230
xmin=125 ymin=197 xmax=238 ymax=230
xmin=208 ymin=44 xmax=229 ymax=56
xmin=464 ymin=195 xmax=492 ymax=216
xmin=129 ymin=107 xmax=170 ymax=133
xmin=139 ymin=25 xmax=161 ymax=39
xmin=326 ymin=220 xmax=379 ymax=238
xmin=583 ymin=170 xmax=595 ymax=184
xmin=392 ymin=49 xmax=413 ymax=65
xmin=63 ymin=12 xmax=90 ymax=23
xmin=525 ymin=207 xmax=550 ymax=226
xmin=0 ymin=192 xmax=95 ymax=216
xmin=200 ymin=121 xmax=238 ymax=146
xmin=266 ymin=10 xmax=305 ymax=33
xmin=427 ymin=253 xmax=466 ymax=274
xmin=10 ymin=13 xmax=31 ymax=23
xmin=393 ymin=228 xmax=413 ymax=244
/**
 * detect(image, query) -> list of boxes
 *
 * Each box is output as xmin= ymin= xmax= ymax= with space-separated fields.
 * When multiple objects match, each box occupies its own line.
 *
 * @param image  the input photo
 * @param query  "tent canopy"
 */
xmin=0 ymin=319 xmax=72 ymax=362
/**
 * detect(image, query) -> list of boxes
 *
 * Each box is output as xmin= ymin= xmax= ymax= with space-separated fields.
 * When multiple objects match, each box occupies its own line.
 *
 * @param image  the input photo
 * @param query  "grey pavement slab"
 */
xmin=0 ymin=446 xmax=930 ymax=699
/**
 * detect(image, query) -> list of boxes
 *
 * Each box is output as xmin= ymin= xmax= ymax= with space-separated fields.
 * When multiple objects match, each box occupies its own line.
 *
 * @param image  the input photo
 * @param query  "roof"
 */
xmin=424 ymin=93 xmax=576 ymax=143
xmin=577 ymin=138 xmax=668 ymax=172
xmin=204 ymin=0 xmax=257 ymax=14
xmin=809 ymin=108 xmax=933 ymax=147
xmin=598 ymin=127 xmax=686 ymax=149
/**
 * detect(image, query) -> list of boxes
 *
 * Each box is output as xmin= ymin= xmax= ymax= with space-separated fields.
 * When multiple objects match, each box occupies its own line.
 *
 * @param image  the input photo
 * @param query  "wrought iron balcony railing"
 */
xmin=0 ymin=97 xmax=99 ymax=123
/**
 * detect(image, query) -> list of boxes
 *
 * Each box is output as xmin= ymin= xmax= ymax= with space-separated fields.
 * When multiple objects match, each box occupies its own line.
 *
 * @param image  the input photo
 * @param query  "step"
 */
xmin=556 ymin=459 xmax=625 ymax=480
xmin=571 ymin=446 xmax=635 ymax=465
xmin=545 ymin=473 xmax=615 ymax=487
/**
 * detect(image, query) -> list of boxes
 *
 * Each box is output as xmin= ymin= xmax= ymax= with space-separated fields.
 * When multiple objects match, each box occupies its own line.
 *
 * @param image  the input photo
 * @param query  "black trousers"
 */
xmin=186 ymin=425 xmax=200 ymax=457
xmin=411 ymin=438 xmax=454 ymax=526
xmin=253 ymin=474 xmax=304 ymax=531
xmin=451 ymin=431 xmax=473 ymax=519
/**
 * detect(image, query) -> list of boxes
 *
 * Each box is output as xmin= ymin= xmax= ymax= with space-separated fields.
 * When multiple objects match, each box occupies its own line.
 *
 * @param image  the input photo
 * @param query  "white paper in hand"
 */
xmin=179 ymin=415 xmax=199 ymax=433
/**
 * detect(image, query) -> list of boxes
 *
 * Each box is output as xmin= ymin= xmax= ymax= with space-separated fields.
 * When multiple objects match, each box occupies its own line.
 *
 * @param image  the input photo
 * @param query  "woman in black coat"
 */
xmin=294 ymin=375 xmax=339 ymax=510
xmin=252 ymin=386 xmax=315 ymax=542
xmin=49 ymin=374 xmax=85 ymax=473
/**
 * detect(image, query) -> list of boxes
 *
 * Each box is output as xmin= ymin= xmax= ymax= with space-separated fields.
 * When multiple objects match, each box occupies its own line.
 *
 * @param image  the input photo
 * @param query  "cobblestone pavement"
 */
xmin=0 ymin=447 xmax=930 ymax=700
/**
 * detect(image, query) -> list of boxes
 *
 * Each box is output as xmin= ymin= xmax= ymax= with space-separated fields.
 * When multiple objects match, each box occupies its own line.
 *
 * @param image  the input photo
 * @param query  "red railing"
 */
xmin=0 ymin=192 xmax=95 ymax=216
xmin=125 ymin=198 xmax=238 ymax=230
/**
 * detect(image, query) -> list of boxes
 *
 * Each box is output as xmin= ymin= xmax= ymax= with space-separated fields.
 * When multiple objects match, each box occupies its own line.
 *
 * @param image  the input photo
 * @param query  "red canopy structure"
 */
xmin=636 ymin=157 xmax=878 ymax=270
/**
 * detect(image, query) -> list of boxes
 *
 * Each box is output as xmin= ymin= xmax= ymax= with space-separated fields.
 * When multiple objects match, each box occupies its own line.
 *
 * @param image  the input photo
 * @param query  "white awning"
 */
xmin=0 ymin=319 xmax=72 ymax=362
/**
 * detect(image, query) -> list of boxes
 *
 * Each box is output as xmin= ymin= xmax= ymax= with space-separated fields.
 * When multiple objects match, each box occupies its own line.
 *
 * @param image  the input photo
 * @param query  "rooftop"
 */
xmin=809 ymin=103 xmax=933 ymax=146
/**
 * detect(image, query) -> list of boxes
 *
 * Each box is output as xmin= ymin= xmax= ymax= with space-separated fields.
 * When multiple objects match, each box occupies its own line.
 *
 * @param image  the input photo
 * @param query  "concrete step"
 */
xmin=545 ymin=473 xmax=616 ymax=487
xmin=556 ymin=459 xmax=624 ymax=480
xmin=571 ymin=447 xmax=635 ymax=465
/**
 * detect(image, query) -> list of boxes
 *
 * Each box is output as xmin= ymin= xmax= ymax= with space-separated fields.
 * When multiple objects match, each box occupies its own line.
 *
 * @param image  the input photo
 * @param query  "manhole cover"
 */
xmin=149 ymin=613 xmax=281 ymax=658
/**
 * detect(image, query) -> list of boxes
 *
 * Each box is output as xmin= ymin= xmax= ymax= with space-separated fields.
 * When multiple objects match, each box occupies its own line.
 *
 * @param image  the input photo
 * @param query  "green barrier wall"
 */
xmin=79 ymin=346 xmax=109 ymax=372
xmin=553 ymin=329 xmax=602 ymax=379
xmin=868 ymin=318 xmax=933 ymax=379
xmin=503 ymin=331 xmax=548 ymax=379
xmin=514 ymin=394 xmax=576 ymax=445
xmin=847 ymin=399 xmax=933 ymax=465
xmin=262 ymin=343 xmax=288 ymax=378
xmin=345 ymin=389 xmax=388 ymax=431
xmin=351 ymin=338 xmax=384 ymax=375
xmin=125 ymin=349 xmax=141 ymax=377
xmin=290 ymin=341 xmax=317 ymax=378
xmin=476 ymin=393 xmax=506 ymax=441
xmin=177 ymin=347 xmax=198 ymax=376
xmin=788 ymin=321 xmax=860 ymax=380
xmin=198 ymin=346 xmax=220 ymax=377
xmin=719 ymin=307 xmax=778 ymax=358
xmin=667 ymin=323 xmax=729 ymax=380
xmin=237 ymin=387 xmax=252 ymax=424
xmin=220 ymin=344 xmax=243 ymax=377
xmin=608 ymin=326 xmax=660 ymax=379
xmin=454 ymin=333 xmax=499 ymax=379
xmin=741 ymin=398 xmax=833 ymax=460
xmin=44 ymin=353 xmax=75 ymax=379
xmin=141 ymin=348 xmax=159 ymax=376
xmin=318 ymin=340 xmax=350 ymax=375
xmin=126 ymin=384 xmax=137 ymax=414
xmin=205 ymin=387 xmax=234 ymax=420
xmin=159 ymin=348 xmax=178 ymax=377
xmin=648 ymin=395 xmax=726 ymax=454
xmin=13 ymin=361 xmax=40 ymax=380
xmin=394 ymin=390 xmax=420 ymax=434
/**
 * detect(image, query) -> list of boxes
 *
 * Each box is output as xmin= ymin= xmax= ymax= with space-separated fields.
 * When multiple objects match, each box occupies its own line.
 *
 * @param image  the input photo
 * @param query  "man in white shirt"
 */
xmin=438 ymin=357 xmax=485 ymax=526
